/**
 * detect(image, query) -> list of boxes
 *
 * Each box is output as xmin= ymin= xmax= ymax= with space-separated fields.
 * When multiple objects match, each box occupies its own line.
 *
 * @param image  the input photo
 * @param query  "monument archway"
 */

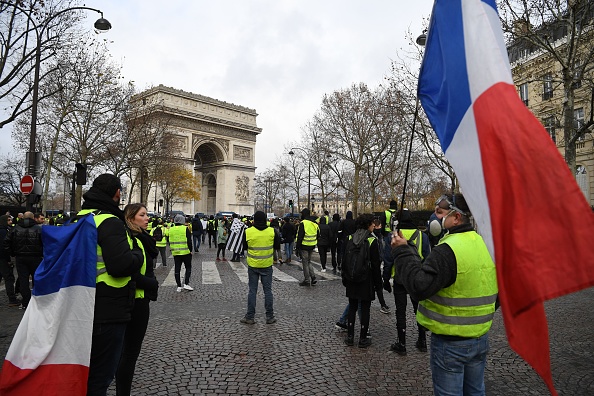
xmin=131 ymin=85 xmax=260 ymax=216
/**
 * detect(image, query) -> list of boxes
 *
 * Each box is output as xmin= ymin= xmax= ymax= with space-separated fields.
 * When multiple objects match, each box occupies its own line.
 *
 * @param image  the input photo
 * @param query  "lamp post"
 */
xmin=4 ymin=2 xmax=112 ymax=209
xmin=288 ymin=148 xmax=311 ymax=212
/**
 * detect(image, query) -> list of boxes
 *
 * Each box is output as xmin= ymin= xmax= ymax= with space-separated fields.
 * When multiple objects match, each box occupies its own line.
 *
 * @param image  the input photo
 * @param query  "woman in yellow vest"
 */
xmin=116 ymin=203 xmax=160 ymax=396
xmin=391 ymin=193 xmax=498 ymax=396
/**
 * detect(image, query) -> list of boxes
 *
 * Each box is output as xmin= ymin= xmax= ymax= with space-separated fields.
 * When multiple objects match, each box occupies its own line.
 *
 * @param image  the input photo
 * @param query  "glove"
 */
xmin=383 ymin=279 xmax=392 ymax=293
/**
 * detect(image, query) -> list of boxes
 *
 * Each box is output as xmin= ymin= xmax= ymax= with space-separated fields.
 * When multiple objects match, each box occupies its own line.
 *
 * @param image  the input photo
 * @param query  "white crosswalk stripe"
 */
xmin=158 ymin=259 xmax=339 ymax=286
xmin=228 ymin=260 xmax=249 ymax=283
xmin=202 ymin=261 xmax=222 ymax=284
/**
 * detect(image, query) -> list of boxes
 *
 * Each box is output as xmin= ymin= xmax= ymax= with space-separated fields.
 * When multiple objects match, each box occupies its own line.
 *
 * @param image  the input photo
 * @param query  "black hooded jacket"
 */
xmin=81 ymin=187 xmax=143 ymax=323
xmin=3 ymin=218 xmax=43 ymax=258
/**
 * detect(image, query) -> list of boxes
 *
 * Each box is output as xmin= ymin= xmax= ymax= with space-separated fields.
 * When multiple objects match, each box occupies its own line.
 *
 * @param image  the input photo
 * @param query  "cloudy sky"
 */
xmin=1 ymin=0 xmax=434 ymax=172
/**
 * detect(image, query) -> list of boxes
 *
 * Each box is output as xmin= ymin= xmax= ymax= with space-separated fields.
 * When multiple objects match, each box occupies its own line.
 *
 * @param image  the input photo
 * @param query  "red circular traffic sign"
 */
xmin=20 ymin=175 xmax=35 ymax=195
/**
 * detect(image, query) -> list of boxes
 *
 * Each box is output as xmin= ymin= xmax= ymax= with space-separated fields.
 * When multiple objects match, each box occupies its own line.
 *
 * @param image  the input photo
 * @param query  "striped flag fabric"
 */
xmin=226 ymin=219 xmax=246 ymax=254
xmin=418 ymin=1 xmax=594 ymax=395
xmin=0 ymin=215 xmax=97 ymax=395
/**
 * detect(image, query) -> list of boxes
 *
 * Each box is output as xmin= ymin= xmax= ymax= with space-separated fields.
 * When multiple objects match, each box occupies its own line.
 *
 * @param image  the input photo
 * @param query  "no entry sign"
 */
xmin=20 ymin=175 xmax=34 ymax=195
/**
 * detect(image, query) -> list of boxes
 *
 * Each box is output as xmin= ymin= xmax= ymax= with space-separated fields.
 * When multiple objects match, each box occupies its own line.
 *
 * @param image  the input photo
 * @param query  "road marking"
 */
xmin=228 ymin=260 xmax=249 ymax=283
xmin=162 ymin=266 xmax=186 ymax=286
xmin=272 ymin=267 xmax=299 ymax=282
xmin=202 ymin=261 xmax=222 ymax=284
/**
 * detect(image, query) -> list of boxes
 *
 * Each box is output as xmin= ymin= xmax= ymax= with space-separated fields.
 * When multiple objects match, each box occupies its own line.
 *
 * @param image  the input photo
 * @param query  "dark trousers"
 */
xmin=0 ymin=257 xmax=16 ymax=301
xmin=347 ymin=298 xmax=372 ymax=338
xmin=330 ymin=243 xmax=340 ymax=270
xmin=174 ymin=254 xmax=192 ymax=287
xmin=217 ymin=243 xmax=226 ymax=258
xmin=156 ymin=246 xmax=167 ymax=266
xmin=87 ymin=322 xmax=127 ymax=396
xmin=318 ymin=245 xmax=329 ymax=269
xmin=208 ymin=231 xmax=217 ymax=247
xmin=393 ymin=283 xmax=426 ymax=339
xmin=116 ymin=298 xmax=150 ymax=396
xmin=15 ymin=256 xmax=42 ymax=307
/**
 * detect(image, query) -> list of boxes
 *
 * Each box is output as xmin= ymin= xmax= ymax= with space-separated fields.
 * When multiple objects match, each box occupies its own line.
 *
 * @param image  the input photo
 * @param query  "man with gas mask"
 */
xmin=390 ymin=193 xmax=498 ymax=396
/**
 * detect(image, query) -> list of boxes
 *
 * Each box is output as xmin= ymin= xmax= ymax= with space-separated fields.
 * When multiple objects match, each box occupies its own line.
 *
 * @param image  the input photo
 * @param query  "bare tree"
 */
xmin=0 ymin=0 xmax=90 ymax=129
xmin=498 ymin=0 xmax=594 ymax=171
xmin=0 ymin=154 xmax=26 ymax=205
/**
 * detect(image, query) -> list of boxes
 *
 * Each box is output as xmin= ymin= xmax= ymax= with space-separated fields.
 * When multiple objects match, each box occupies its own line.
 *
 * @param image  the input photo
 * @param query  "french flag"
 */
xmin=0 ymin=215 xmax=97 ymax=395
xmin=418 ymin=0 xmax=594 ymax=395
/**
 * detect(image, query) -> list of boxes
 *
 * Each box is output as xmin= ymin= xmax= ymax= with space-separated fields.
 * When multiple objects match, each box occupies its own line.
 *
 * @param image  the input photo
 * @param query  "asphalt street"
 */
xmin=1 ymin=246 xmax=593 ymax=395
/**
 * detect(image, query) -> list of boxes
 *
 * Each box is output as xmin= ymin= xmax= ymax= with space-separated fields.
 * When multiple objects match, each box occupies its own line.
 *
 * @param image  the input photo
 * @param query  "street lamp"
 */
xmin=4 ymin=2 xmax=112 ymax=208
xmin=289 ymin=148 xmax=311 ymax=212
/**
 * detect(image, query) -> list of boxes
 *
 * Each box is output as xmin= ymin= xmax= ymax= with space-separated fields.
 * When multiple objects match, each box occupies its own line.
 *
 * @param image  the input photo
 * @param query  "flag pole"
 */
xmin=396 ymin=96 xmax=421 ymax=230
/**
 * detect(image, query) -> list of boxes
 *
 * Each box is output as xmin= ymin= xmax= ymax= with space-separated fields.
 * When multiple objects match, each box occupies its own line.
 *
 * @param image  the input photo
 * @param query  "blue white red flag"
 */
xmin=0 ymin=215 xmax=97 ymax=395
xmin=418 ymin=1 xmax=594 ymax=394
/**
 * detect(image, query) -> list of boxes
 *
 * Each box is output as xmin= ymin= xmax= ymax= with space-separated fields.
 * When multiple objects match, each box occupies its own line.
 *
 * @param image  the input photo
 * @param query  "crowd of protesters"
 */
xmin=0 ymin=171 xmax=498 ymax=396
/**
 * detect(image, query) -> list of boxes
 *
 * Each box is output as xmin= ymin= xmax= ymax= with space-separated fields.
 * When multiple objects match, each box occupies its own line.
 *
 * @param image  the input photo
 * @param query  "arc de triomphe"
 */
xmin=134 ymin=85 xmax=260 ymax=216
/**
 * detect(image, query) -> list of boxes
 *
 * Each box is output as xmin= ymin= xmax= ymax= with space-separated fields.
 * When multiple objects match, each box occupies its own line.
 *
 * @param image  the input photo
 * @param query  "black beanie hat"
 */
xmin=92 ymin=174 xmax=122 ymax=198
xmin=253 ymin=211 xmax=266 ymax=223
xmin=389 ymin=199 xmax=398 ymax=209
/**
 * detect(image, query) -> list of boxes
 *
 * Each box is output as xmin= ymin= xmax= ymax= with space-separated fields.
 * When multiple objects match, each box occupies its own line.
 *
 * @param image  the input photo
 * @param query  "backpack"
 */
xmin=388 ymin=209 xmax=398 ymax=232
xmin=207 ymin=220 xmax=215 ymax=231
xmin=153 ymin=226 xmax=163 ymax=242
xmin=342 ymin=233 xmax=372 ymax=283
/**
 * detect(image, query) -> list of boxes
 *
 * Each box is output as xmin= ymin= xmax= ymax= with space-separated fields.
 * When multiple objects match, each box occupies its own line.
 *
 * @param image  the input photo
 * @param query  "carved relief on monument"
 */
xmin=235 ymin=175 xmax=250 ymax=203
xmin=172 ymin=134 xmax=188 ymax=152
xmin=233 ymin=146 xmax=253 ymax=162
xmin=171 ymin=118 xmax=257 ymax=142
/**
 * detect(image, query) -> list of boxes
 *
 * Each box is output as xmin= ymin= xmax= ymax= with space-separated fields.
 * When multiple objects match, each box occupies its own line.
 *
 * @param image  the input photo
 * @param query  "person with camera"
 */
xmin=390 ymin=193 xmax=498 ymax=396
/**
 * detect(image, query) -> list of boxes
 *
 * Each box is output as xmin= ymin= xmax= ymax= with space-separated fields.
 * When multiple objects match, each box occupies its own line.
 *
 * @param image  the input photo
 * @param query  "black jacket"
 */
xmin=328 ymin=220 xmax=340 ymax=247
xmin=343 ymin=230 xmax=382 ymax=301
xmin=191 ymin=217 xmax=203 ymax=235
xmin=338 ymin=216 xmax=357 ymax=241
xmin=317 ymin=223 xmax=333 ymax=247
xmin=81 ymin=187 xmax=144 ymax=323
xmin=0 ymin=225 xmax=12 ymax=260
xmin=131 ymin=230 xmax=159 ymax=301
xmin=280 ymin=221 xmax=296 ymax=243
xmin=3 ymin=218 xmax=43 ymax=258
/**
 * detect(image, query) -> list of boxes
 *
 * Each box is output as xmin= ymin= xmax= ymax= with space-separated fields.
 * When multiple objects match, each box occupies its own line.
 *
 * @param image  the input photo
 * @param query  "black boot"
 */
xmin=345 ymin=322 xmax=355 ymax=346
xmin=415 ymin=326 xmax=427 ymax=352
xmin=390 ymin=328 xmax=407 ymax=356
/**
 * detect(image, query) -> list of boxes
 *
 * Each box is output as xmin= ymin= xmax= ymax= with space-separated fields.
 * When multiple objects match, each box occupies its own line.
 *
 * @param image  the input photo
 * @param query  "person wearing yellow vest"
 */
xmin=239 ymin=211 xmax=280 ymax=325
xmin=391 ymin=193 xmax=498 ymax=396
xmin=150 ymin=218 xmax=168 ymax=267
xmin=382 ymin=208 xmax=431 ymax=356
xmin=116 ymin=203 xmax=159 ymax=396
xmin=170 ymin=214 xmax=194 ymax=292
xmin=79 ymin=174 xmax=144 ymax=396
xmin=295 ymin=208 xmax=320 ymax=286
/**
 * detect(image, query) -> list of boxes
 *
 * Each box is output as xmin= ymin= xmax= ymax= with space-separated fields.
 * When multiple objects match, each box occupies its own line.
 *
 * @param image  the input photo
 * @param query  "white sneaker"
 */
xmin=183 ymin=284 xmax=194 ymax=291
xmin=321 ymin=268 xmax=327 ymax=272
xmin=176 ymin=287 xmax=183 ymax=292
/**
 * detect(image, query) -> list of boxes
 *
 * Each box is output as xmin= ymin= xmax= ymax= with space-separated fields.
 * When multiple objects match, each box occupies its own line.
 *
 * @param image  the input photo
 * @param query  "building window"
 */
xmin=573 ymin=60 xmax=582 ymax=89
xmin=575 ymin=107 xmax=585 ymax=130
xmin=542 ymin=74 xmax=553 ymax=99
xmin=519 ymin=83 xmax=529 ymax=106
xmin=544 ymin=116 xmax=556 ymax=143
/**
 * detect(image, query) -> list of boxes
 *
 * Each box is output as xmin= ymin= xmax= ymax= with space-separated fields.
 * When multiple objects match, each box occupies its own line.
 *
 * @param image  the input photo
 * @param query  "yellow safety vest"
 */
xmin=78 ymin=209 xmax=133 ymax=288
xmin=384 ymin=209 xmax=397 ymax=232
xmin=131 ymin=236 xmax=146 ymax=299
xmin=417 ymin=231 xmax=498 ymax=338
xmin=151 ymin=225 xmax=167 ymax=248
xmin=392 ymin=228 xmax=423 ymax=278
xmin=301 ymin=219 xmax=318 ymax=247
xmin=245 ymin=226 xmax=275 ymax=268
xmin=169 ymin=225 xmax=190 ymax=256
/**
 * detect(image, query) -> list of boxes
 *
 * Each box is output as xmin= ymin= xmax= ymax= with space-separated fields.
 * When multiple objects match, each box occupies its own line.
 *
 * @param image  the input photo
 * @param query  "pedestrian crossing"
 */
xmin=160 ymin=260 xmax=341 ymax=286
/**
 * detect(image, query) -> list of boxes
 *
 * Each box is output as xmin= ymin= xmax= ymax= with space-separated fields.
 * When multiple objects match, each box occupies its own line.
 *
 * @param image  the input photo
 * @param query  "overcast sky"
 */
xmin=1 ymin=0 xmax=434 ymax=172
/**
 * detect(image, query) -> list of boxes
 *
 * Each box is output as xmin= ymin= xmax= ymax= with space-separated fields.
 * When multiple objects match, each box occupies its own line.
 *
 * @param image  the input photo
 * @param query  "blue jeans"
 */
xmin=284 ymin=241 xmax=294 ymax=261
xmin=246 ymin=266 xmax=274 ymax=320
xmin=192 ymin=233 xmax=201 ymax=251
xmin=87 ymin=322 xmax=127 ymax=396
xmin=430 ymin=333 xmax=489 ymax=396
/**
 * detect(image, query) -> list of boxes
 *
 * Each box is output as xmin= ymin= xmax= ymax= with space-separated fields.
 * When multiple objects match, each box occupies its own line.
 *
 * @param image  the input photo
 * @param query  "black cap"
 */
xmin=92 ymin=174 xmax=122 ymax=198
xmin=253 ymin=211 xmax=266 ymax=223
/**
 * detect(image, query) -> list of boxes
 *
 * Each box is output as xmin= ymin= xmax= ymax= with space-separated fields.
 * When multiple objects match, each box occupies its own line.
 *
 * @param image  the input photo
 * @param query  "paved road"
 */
xmin=1 ymin=246 xmax=593 ymax=395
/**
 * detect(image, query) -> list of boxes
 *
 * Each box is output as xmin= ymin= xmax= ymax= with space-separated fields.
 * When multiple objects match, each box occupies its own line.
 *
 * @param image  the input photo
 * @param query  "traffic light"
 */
xmin=158 ymin=199 xmax=163 ymax=206
xmin=288 ymin=199 xmax=293 ymax=208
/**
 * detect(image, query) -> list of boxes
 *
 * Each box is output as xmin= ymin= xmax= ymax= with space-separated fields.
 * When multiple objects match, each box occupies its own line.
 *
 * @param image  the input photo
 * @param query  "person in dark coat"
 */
xmin=338 ymin=211 xmax=357 ymax=261
xmin=328 ymin=213 xmax=341 ymax=273
xmin=0 ymin=215 xmax=19 ymax=306
xmin=342 ymin=213 xmax=382 ymax=348
xmin=317 ymin=216 xmax=333 ymax=272
xmin=280 ymin=218 xmax=296 ymax=263
xmin=191 ymin=213 xmax=204 ymax=253
xmin=3 ymin=211 xmax=43 ymax=309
